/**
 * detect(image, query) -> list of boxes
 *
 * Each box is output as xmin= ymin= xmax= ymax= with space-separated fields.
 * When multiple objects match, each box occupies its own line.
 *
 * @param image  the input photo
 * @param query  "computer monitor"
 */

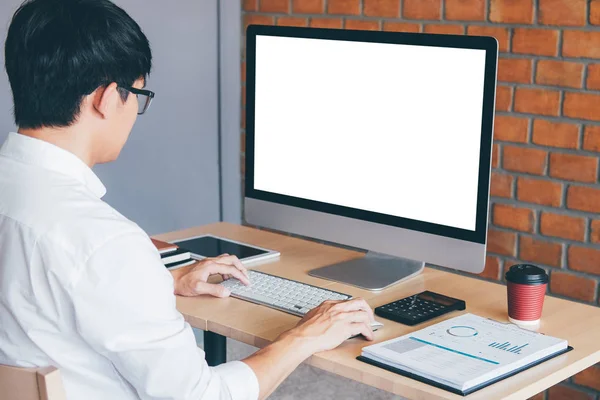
xmin=244 ymin=26 xmax=498 ymax=291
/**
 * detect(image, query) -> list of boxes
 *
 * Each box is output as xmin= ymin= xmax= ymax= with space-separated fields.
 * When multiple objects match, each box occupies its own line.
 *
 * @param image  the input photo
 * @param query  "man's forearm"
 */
xmin=242 ymin=332 xmax=314 ymax=400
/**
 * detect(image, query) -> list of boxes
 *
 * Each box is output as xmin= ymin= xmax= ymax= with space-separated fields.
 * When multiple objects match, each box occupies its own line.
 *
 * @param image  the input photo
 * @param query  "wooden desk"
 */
xmin=156 ymin=223 xmax=600 ymax=400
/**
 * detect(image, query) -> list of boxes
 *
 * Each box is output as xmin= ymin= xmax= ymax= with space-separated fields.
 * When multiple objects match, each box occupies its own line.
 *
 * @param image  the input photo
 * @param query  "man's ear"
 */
xmin=93 ymin=82 xmax=121 ymax=119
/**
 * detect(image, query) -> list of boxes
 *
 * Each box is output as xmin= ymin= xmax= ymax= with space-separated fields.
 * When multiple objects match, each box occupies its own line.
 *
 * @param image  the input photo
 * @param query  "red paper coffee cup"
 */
xmin=505 ymin=264 xmax=548 ymax=327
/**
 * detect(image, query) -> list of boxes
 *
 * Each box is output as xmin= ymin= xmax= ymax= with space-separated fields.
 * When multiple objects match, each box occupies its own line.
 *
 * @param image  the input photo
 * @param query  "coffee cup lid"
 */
xmin=505 ymin=264 xmax=548 ymax=285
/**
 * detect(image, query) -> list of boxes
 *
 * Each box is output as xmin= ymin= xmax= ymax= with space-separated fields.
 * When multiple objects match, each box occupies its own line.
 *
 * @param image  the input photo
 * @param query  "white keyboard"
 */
xmin=220 ymin=270 xmax=352 ymax=317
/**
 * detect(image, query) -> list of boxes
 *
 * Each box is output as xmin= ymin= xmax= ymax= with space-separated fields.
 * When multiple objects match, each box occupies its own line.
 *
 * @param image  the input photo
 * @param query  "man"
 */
xmin=0 ymin=0 xmax=376 ymax=399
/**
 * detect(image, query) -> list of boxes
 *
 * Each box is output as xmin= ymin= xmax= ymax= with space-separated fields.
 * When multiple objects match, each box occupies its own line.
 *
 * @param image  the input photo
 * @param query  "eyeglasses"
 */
xmin=122 ymin=86 xmax=155 ymax=115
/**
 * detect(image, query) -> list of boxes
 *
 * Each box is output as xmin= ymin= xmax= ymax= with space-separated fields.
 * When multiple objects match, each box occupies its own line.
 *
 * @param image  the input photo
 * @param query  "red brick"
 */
xmin=583 ymin=126 xmax=600 ymax=152
xmin=514 ymin=88 xmax=560 ymax=116
xmin=493 ymin=204 xmax=535 ymax=232
xmin=467 ymin=26 xmax=510 ymax=52
xmin=586 ymin=64 xmax=600 ymax=90
xmin=592 ymin=0 xmax=600 ymax=25
xmin=242 ymin=86 xmax=246 ymax=106
xmin=550 ymin=272 xmax=598 ymax=303
xmin=490 ymin=172 xmax=514 ymax=198
xmin=539 ymin=0 xmax=587 ymax=26
xmin=490 ymin=0 xmax=534 ymax=24
xmin=241 ymin=132 xmax=246 ymax=152
xmin=529 ymin=393 xmax=544 ymax=400
xmin=568 ymin=246 xmax=600 ymax=275
xmin=364 ymin=0 xmax=400 ymax=17
xmin=563 ymin=31 xmax=600 ymax=59
xmin=327 ymin=0 xmax=360 ymax=15
xmin=497 ymin=58 xmax=532 ymax=84
xmin=567 ymin=186 xmax=600 ymax=213
xmin=520 ymin=236 xmax=562 ymax=267
xmin=259 ymin=0 xmax=289 ymax=13
xmin=592 ymin=220 xmax=600 ymax=243
xmin=383 ymin=22 xmax=420 ymax=33
xmin=244 ymin=15 xmax=275 ymax=30
xmin=480 ymin=256 xmax=501 ymax=280
xmin=536 ymin=60 xmax=584 ymax=88
xmin=517 ymin=177 xmax=562 ymax=207
xmin=445 ymin=0 xmax=485 ymax=21
xmin=573 ymin=364 xmax=600 ymax=391
xmin=512 ymin=28 xmax=559 ymax=56
xmin=492 ymin=143 xmax=500 ymax=168
xmin=548 ymin=384 xmax=594 ymax=400
xmin=403 ymin=0 xmax=441 ymax=20
xmin=424 ymin=24 xmax=464 ymax=35
xmin=243 ymin=0 xmax=258 ymax=11
xmin=503 ymin=145 xmax=547 ymax=175
xmin=564 ymin=92 xmax=600 ymax=122
xmin=345 ymin=20 xmax=380 ymax=31
xmin=549 ymin=153 xmax=598 ymax=183
xmin=277 ymin=17 xmax=308 ymax=27
xmin=496 ymin=86 xmax=512 ymax=112
xmin=292 ymin=0 xmax=324 ymax=13
xmin=540 ymin=212 xmax=585 ymax=241
xmin=241 ymin=62 xmax=246 ymax=84
xmin=532 ymin=120 xmax=579 ymax=149
xmin=494 ymin=115 xmax=529 ymax=143
xmin=487 ymin=228 xmax=516 ymax=256
xmin=310 ymin=17 xmax=343 ymax=29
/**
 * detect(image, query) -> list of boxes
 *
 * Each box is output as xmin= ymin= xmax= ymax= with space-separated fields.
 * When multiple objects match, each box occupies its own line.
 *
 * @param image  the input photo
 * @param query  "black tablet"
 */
xmin=171 ymin=235 xmax=280 ymax=265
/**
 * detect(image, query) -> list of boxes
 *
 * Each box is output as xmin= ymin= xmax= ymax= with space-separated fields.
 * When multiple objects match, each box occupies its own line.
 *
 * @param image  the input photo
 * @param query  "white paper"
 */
xmin=362 ymin=314 xmax=568 ymax=391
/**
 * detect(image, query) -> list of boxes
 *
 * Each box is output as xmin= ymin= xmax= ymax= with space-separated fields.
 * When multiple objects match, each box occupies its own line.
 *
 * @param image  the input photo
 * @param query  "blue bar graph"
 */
xmin=488 ymin=341 xmax=529 ymax=354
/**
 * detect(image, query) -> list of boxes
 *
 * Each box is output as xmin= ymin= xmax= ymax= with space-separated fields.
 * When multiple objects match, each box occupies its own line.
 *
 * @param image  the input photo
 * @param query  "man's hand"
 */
xmin=172 ymin=254 xmax=250 ymax=297
xmin=279 ymin=298 xmax=375 ymax=354
xmin=243 ymin=298 xmax=375 ymax=399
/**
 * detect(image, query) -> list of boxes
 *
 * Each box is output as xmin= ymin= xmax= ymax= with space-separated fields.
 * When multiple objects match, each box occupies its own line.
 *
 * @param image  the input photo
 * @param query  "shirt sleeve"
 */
xmin=68 ymin=232 xmax=260 ymax=400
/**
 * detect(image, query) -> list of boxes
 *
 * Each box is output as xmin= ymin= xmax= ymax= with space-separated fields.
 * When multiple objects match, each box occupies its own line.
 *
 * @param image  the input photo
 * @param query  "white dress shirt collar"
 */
xmin=0 ymin=132 xmax=106 ymax=198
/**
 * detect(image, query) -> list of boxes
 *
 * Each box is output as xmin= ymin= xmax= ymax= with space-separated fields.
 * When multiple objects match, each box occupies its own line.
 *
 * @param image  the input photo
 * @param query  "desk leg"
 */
xmin=204 ymin=331 xmax=227 ymax=366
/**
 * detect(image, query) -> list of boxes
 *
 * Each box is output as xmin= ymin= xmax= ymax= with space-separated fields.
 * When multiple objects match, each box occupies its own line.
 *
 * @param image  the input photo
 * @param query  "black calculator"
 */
xmin=374 ymin=291 xmax=466 ymax=326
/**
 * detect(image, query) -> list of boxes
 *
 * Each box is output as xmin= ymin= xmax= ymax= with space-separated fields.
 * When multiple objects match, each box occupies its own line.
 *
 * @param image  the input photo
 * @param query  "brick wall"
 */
xmin=240 ymin=1 xmax=600 ymax=398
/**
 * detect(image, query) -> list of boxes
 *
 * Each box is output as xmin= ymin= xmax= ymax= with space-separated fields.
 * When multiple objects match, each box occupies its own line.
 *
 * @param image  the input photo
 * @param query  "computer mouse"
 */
xmin=371 ymin=320 xmax=384 ymax=331
xmin=349 ymin=320 xmax=384 ymax=340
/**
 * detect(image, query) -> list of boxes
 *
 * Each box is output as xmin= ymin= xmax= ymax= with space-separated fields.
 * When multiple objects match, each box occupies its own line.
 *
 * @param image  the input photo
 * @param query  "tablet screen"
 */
xmin=173 ymin=236 xmax=268 ymax=260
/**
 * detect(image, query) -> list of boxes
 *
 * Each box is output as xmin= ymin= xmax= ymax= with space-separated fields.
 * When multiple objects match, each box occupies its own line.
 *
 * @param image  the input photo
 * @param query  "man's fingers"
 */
xmin=350 ymin=322 xmax=374 ymax=341
xmin=317 ymin=299 xmax=344 ymax=309
xmin=207 ymin=263 xmax=250 ymax=286
xmin=194 ymin=282 xmax=231 ymax=298
xmin=332 ymin=298 xmax=374 ymax=322
xmin=338 ymin=310 xmax=372 ymax=325
xmin=216 ymin=255 xmax=249 ymax=280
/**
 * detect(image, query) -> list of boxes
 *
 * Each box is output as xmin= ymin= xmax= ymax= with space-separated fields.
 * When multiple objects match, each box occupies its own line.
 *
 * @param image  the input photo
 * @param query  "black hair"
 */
xmin=4 ymin=0 xmax=152 ymax=129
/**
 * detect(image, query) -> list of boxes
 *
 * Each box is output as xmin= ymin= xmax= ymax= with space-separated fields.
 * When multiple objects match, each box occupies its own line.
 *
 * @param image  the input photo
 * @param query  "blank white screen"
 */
xmin=253 ymin=36 xmax=486 ymax=231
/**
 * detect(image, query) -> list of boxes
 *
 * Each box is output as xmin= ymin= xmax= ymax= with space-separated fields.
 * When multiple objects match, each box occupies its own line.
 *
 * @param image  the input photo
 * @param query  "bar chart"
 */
xmin=488 ymin=341 xmax=529 ymax=354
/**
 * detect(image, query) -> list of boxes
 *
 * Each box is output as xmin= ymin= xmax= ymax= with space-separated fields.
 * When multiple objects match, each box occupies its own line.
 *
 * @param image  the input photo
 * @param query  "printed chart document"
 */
xmin=359 ymin=314 xmax=569 ymax=395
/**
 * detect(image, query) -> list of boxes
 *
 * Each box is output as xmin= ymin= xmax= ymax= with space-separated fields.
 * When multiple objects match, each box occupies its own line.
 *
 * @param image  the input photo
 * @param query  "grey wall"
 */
xmin=0 ymin=3 xmax=17 ymax=136
xmin=219 ymin=1 xmax=243 ymax=224
xmin=0 ymin=0 xmax=242 ymax=235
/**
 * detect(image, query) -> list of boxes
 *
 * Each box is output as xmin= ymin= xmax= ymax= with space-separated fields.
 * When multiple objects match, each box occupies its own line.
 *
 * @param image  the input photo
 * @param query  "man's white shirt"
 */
xmin=0 ymin=132 xmax=259 ymax=400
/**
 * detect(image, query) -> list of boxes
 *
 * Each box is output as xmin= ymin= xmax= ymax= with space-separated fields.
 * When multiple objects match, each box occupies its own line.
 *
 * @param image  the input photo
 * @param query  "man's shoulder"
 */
xmin=45 ymin=199 xmax=146 ymax=261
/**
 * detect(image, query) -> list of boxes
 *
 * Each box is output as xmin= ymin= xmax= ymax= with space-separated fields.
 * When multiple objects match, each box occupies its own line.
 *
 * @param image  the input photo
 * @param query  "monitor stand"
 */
xmin=308 ymin=252 xmax=424 ymax=291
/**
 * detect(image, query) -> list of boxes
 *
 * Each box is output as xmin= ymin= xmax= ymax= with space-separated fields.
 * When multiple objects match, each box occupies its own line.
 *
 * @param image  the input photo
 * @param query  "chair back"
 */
xmin=0 ymin=365 xmax=66 ymax=400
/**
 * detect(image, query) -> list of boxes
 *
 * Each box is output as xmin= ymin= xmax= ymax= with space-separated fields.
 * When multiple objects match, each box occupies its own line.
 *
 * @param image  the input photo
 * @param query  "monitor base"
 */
xmin=308 ymin=252 xmax=424 ymax=292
